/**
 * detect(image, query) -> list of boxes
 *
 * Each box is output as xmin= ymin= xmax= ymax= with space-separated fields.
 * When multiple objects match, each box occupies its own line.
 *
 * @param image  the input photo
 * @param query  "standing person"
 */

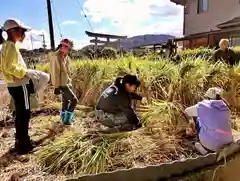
xmin=49 ymin=39 xmax=77 ymax=125
xmin=96 ymin=74 xmax=144 ymax=131
xmin=212 ymin=39 xmax=237 ymax=66
xmin=185 ymin=87 xmax=233 ymax=155
xmin=0 ymin=19 xmax=40 ymax=155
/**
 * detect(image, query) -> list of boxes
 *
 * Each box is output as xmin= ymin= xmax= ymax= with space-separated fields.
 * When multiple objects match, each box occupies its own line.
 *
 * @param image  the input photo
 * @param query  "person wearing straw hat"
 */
xmin=49 ymin=38 xmax=77 ymax=125
xmin=185 ymin=87 xmax=233 ymax=155
xmin=0 ymin=18 xmax=42 ymax=155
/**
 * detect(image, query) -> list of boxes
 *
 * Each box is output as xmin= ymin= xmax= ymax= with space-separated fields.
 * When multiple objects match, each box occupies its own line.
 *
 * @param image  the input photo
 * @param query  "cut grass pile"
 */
xmin=35 ymin=56 xmax=240 ymax=176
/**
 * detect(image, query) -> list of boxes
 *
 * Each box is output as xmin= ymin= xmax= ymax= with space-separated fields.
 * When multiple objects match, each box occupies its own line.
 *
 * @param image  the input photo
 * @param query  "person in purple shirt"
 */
xmin=185 ymin=87 xmax=233 ymax=155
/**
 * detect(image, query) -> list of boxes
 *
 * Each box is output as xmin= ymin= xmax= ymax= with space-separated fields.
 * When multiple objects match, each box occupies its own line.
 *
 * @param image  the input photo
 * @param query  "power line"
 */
xmin=51 ymin=0 xmax=63 ymax=38
xmin=76 ymin=0 xmax=94 ymax=32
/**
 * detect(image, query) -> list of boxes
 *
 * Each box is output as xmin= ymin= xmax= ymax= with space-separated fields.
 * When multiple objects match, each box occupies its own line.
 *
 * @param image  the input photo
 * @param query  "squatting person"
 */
xmin=185 ymin=87 xmax=233 ymax=155
xmin=96 ymin=74 xmax=144 ymax=131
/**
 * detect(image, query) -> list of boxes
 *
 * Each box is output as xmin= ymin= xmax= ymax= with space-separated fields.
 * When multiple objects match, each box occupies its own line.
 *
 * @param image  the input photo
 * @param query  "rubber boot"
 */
xmin=60 ymin=110 xmax=65 ymax=122
xmin=63 ymin=111 xmax=74 ymax=125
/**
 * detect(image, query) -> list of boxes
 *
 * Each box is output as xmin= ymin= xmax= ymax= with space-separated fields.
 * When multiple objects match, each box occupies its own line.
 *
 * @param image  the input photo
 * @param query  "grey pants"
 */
xmin=61 ymin=86 xmax=77 ymax=112
xmin=95 ymin=110 xmax=129 ymax=128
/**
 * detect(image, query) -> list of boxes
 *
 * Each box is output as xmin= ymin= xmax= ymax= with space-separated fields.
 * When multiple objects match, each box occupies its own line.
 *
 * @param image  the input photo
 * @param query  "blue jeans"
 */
xmin=194 ymin=118 xmax=214 ymax=153
xmin=194 ymin=118 xmax=201 ymax=140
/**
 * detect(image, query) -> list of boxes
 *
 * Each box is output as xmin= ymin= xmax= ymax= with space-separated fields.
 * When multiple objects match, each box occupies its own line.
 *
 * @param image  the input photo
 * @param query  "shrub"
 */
xmin=101 ymin=47 xmax=117 ymax=59
xmin=180 ymin=47 xmax=212 ymax=60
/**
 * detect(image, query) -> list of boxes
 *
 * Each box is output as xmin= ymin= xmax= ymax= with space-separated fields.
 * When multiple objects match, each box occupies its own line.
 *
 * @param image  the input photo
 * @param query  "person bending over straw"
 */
xmin=185 ymin=87 xmax=233 ymax=155
xmin=0 ymin=18 xmax=42 ymax=155
xmin=96 ymin=74 xmax=145 ymax=131
xmin=49 ymin=39 xmax=77 ymax=125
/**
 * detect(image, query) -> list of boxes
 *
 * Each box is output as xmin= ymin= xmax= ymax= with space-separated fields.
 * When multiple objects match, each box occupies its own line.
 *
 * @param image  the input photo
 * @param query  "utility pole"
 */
xmin=46 ymin=0 xmax=55 ymax=50
xmin=30 ymin=35 xmax=34 ymax=50
xmin=40 ymin=34 xmax=46 ymax=53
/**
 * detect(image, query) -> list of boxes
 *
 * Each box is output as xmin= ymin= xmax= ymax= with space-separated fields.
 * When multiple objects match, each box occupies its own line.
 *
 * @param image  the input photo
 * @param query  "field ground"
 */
xmin=2 ymin=57 xmax=240 ymax=180
xmin=1 ymin=101 xmax=240 ymax=181
xmin=0 ymin=102 xmax=89 ymax=181
xmin=0 ymin=103 xmax=195 ymax=181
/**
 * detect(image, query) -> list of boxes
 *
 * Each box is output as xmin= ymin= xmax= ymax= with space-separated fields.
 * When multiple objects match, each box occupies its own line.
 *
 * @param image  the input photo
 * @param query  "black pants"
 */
xmin=61 ymin=86 xmax=77 ymax=112
xmin=8 ymin=84 xmax=32 ymax=153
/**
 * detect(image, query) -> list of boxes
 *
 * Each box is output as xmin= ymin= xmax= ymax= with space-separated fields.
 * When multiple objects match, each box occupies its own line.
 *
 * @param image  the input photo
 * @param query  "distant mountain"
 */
xmin=109 ymin=34 xmax=175 ymax=51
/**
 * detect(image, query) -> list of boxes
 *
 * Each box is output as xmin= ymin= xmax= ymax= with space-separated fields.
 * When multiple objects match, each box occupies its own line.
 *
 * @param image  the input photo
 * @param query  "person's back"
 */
xmin=96 ymin=85 xmax=122 ymax=114
xmin=96 ymin=75 xmax=142 ymax=129
xmin=96 ymin=85 xmax=131 ymax=114
xmin=197 ymin=99 xmax=232 ymax=151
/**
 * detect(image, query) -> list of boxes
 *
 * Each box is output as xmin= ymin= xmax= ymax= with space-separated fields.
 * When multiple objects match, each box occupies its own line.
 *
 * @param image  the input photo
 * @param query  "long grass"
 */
xmin=36 ymin=55 xmax=240 ymax=175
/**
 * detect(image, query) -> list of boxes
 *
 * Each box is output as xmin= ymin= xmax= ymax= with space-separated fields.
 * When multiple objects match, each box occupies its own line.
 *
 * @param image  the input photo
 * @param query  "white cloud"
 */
xmin=18 ymin=29 xmax=88 ymax=50
xmin=62 ymin=20 xmax=78 ymax=25
xmin=19 ymin=29 xmax=50 ymax=50
xmin=93 ymin=28 xmax=112 ymax=35
xmin=71 ymin=38 xmax=90 ymax=49
xmin=83 ymin=0 xmax=183 ymax=36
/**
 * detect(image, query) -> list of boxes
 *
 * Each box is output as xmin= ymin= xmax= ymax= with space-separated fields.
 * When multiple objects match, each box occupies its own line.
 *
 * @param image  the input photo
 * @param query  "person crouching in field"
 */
xmin=0 ymin=19 xmax=42 ymax=155
xmin=95 ymin=74 xmax=144 ymax=132
xmin=185 ymin=87 xmax=233 ymax=155
xmin=212 ymin=39 xmax=237 ymax=66
xmin=49 ymin=39 xmax=77 ymax=125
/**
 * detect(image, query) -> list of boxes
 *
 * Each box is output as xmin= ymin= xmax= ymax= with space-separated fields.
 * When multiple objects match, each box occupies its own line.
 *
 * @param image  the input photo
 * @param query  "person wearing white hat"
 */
xmin=185 ymin=87 xmax=233 ymax=155
xmin=0 ymin=18 xmax=42 ymax=155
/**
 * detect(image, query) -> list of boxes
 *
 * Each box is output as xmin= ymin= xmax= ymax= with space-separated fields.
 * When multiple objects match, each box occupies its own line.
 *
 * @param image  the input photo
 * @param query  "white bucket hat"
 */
xmin=204 ymin=87 xmax=222 ymax=99
xmin=2 ymin=18 xmax=31 ymax=32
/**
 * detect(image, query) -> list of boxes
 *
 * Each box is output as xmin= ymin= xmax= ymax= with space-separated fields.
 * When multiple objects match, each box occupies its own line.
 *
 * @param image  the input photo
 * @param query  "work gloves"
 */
xmin=26 ymin=69 xmax=40 ymax=80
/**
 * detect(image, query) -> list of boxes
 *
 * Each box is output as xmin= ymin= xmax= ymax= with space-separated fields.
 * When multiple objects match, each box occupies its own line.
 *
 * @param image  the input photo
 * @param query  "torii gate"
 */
xmin=85 ymin=31 xmax=127 ymax=49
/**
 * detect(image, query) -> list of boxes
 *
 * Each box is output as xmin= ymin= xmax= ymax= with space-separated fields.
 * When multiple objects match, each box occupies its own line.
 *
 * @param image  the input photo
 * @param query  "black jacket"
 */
xmin=96 ymin=85 xmax=142 ymax=125
xmin=212 ymin=48 xmax=237 ymax=66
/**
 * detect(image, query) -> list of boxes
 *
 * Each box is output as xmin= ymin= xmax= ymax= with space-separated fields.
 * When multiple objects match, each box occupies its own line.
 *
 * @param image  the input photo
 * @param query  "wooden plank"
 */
xmin=85 ymin=31 xmax=127 ymax=39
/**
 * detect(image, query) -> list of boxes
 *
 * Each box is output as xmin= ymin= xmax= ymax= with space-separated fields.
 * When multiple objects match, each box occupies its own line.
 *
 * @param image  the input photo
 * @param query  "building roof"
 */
xmin=170 ymin=0 xmax=185 ymax=6
xmin=174 ymin=30 xmax=220 ymax=41
xmin=217 ymin=16 xmax=240 ymax=29
xmin=174 ymin=26 xmax=240 ymax=41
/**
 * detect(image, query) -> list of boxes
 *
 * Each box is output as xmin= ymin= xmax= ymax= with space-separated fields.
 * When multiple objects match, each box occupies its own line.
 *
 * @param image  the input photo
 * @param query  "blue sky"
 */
xmin=0 ymin=0 xmax=183 ymax=49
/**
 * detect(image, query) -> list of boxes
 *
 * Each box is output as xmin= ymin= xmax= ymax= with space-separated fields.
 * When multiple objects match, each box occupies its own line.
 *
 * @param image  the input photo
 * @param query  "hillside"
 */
xmin=113 ymin=34 xmax=175 ymax=51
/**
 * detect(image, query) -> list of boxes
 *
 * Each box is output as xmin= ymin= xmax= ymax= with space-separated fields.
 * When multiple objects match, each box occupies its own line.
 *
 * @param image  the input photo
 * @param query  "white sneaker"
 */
xmin=195 ymin=142 xmax=208 ymax=155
